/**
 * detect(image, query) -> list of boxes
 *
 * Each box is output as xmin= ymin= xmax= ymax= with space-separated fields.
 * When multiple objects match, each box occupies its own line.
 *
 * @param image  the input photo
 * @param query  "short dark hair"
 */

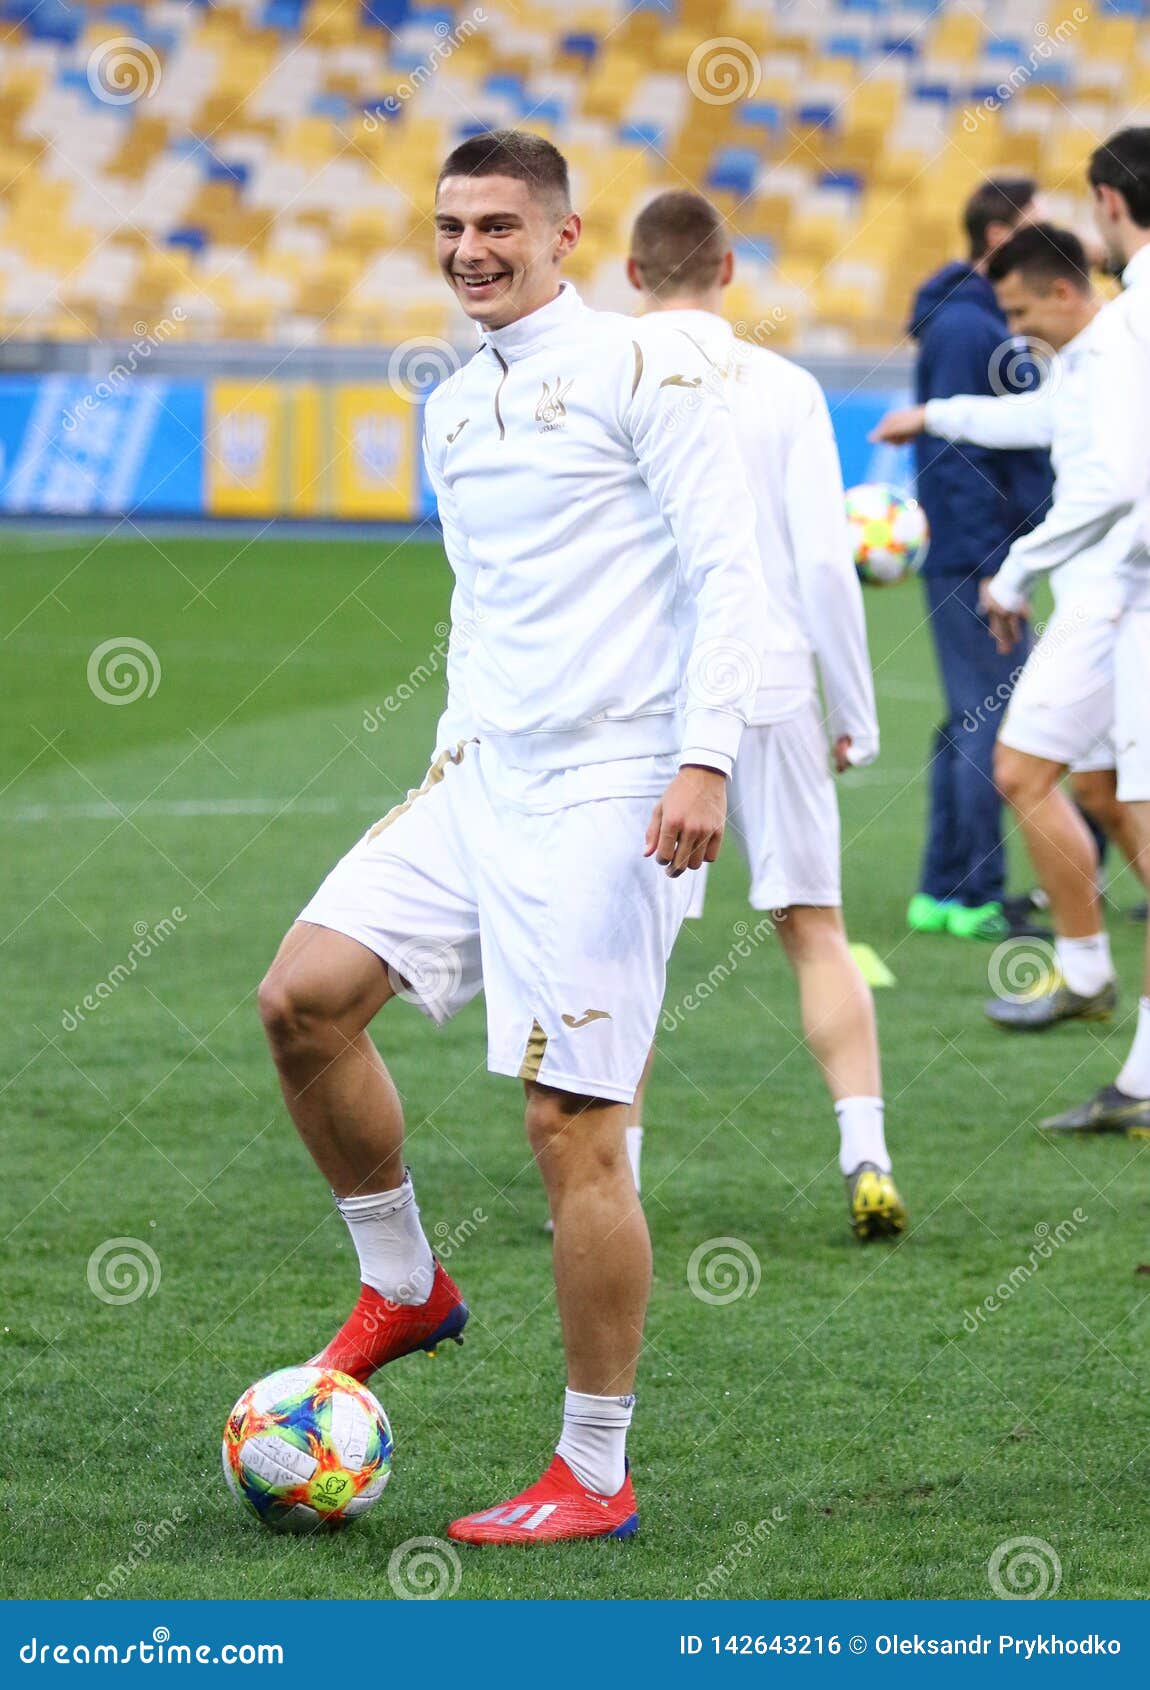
xmin=1088 ymin=127 xmax=1150 ymax=228
xmin=630 ymin=191 xmax=729 ymax=297
xmin=986 ymin=222 xmax=1092 ymax=292
xmin=963 ymin=176 xmax=1037 ymax=261
xmin=436 ymin=129 xmax=571 ymax=213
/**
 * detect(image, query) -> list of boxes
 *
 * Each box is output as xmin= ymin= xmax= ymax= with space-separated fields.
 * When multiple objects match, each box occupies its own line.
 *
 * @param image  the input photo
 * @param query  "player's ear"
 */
xmin=625 ymin=255 xmax=643 ymax=292
xmin=557 ymin=210 xmax=582 ymax=260
xmin=719 ymin=248 xmax=734 ymax=287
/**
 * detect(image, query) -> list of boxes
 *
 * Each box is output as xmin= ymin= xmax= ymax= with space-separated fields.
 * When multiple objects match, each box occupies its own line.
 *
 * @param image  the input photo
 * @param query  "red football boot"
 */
xmin=309 ymin=1261 xmax=468 ymax=1381
xmin=447 ymin=1454 xmax=638 ymax=1545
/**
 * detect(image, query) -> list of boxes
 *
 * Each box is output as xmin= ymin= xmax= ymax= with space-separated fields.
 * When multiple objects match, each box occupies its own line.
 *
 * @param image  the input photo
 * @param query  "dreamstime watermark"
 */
xmin=962 ymin=11 xmax=1087 ymax=132
xmin=962 ymin=1210 xmax=1088 ymax=1332
xmin=362 ymin=609 xmax=485 ymax=730
xmin=687 ymin=1237 xmax=761 ymax=1305
xmin=988 ymin=335 xmax=1062 ymax=401
xmin=687 ymin=37 xmax=762 ymax=105
xmin=960 ymin=605 xmax=1089 ymax=733
xmin=87 ymin=1236 xmax=162 ymax=1305
xmin=432 ymin=1206 xmax=487 ymax=1264
xmin=388 ymin=337 xmax=463 ymax=403
xmin=62 ymin=908 xmax=187 ymax=1030
xmin=662 ymin=915 xmax=775 ymax=1032
xmin=987 ymin=1535 xmax=1063 ymax=1598
xmin=62 ymin=312 xmax=187 ymax=432
xmin=987 ymin=936 xmax=1057 ymax=1004
xmin=87 ymin=637 xmax=161 ymax=705
xmin=366 ymin=9 xmax=486 ymax=124
xmin=694 ymin=1512 xmax=788 ymax=1596
xmin=688 ymin=636 xmax=763 ymax=712
xmin=385 ymin=936 xmax=464 ymax=1018
xmin=87 ymin=36 xmax=162 ymax=105
xmin=388 ymin=1535 xmax=463 ymax=1599
xmin=85 ymin=1511 xmax=187 ymax=1599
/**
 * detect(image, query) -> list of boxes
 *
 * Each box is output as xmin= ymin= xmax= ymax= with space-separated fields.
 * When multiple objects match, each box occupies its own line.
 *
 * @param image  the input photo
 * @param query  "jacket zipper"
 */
xmin=489 ymin=346 xmax=508 ymax=441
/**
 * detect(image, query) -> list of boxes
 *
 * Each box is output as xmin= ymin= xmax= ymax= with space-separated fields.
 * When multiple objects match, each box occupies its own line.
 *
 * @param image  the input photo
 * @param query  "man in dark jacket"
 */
xmin=907 ymin=177 xmax=1054 ymax=941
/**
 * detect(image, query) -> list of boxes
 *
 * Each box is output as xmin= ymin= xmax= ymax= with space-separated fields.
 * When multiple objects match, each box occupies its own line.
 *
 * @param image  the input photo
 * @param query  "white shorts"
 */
xmin=999 ymin=605 xmax=1117 ymax=773
xmin=298 ymin=741 xmax=692 ymax=1103
xmin=686 ymin=704 xmax=842 ymax=919
xmin=1115 ymin=606 xmax=1150 ymax=802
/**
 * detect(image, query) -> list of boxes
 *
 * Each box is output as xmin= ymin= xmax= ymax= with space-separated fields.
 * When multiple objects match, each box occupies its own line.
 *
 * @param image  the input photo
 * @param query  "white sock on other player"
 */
xmin=1117 ymin=996 xmax=1150 ymax=1098
xmin=626 ymin=1124 xmax=643 ymax=1191
xmin=1055 ymin=932 xmax=1114 ymax=997
xmin=556 ymin=1388 xmax=634 ymax=1496
xmin=336 ymin=1174 xmax=434 ymax=1305
xmin=835 ymin=1096 xmax=890 ymax=1175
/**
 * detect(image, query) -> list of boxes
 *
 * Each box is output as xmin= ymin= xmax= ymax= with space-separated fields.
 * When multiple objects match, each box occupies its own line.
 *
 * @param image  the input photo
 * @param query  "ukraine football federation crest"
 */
xmin=217 ymin=411 xmax=269 ymax=484
xmin=535 ymin=379 xmax=572 ymax=431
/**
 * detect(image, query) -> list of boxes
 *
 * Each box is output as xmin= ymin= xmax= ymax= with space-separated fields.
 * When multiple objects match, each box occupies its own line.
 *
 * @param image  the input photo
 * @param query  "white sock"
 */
xmin=835 ymin=1096 xmax=890 ymax=1175
xmin=1118 ymin=996 xmax=1150 ymax=1098
xmin=625 ymin=1125 xmax=643 ymax=1192
xmin=336 ymin=1173 xmax=434 ymax=1306
xmin=1055 ymin=932 xmax=1114 ymax=997
xmin=555 ymin=1388 xmax=634 ymax=1496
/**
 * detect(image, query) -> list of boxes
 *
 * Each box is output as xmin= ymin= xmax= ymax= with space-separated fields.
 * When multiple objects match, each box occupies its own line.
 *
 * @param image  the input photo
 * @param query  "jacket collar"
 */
xmin=1122 ymin=244 xmax=1150 ymax=291
xmin=480 ymin=281 xmax=584 ymax=362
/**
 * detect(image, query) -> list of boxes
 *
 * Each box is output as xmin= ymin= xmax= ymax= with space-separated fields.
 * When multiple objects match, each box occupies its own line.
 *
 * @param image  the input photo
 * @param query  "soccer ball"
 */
xmin=845 ymin=483 xmax=929 ymax=584
xmin=222 ymin=1366 xmax=392 ymax=1533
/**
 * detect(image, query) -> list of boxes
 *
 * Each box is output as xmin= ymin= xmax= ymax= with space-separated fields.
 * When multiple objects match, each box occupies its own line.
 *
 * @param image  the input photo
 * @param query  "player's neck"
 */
xmin=642 ymin=292 xmax=723 ymax=318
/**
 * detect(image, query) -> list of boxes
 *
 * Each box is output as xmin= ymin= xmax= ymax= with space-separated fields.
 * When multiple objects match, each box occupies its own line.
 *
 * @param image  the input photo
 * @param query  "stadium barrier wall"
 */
xmin=0 ymin=373 xmax=912 ymax=522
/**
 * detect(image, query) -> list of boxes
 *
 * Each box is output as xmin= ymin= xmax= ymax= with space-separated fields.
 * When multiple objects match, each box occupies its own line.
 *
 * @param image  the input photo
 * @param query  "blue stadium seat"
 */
xmin=737 ymin=102 xmax=781 ymax=133
xmin=166 ymin=228 xmax=208 ymax=257
xmin=796 ymin=103 xmax=839 ymax=130
xmin=560 ymin=34 xmax=599 ymax=63
xmin=619 ymin=122 xmax=664 ymax=148
xmin=264 ymin=0 xmax=310 ymax=29
xmin=706 ymin=147 xmax=759 ymax=197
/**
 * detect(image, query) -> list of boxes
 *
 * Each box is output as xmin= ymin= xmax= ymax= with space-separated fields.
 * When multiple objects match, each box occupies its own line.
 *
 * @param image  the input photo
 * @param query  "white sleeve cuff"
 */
xmin=680 ymin=706 xmax=744 ymax=778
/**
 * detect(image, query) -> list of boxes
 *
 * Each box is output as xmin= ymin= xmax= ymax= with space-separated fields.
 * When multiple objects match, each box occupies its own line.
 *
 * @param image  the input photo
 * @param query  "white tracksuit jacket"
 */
xmin=926 ymin=244 xmax=1150 ymax=617
xmin=648 ymin=308 xmax=879 ymax=763
xmin=423 ymin=283 xmax=771 ymax=788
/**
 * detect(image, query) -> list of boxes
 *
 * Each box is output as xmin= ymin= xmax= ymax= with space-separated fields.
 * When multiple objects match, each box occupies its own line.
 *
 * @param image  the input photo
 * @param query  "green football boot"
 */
xmin=1039 ymin=1083 xmax=1150 ymax=1136
xmin=946 ymin=900 xmax=1010 ymax=941
xmin=985 ymin=978 xmax=1117 ymax=1032
xmin=907 ymin=893 xmax=957 ymax=934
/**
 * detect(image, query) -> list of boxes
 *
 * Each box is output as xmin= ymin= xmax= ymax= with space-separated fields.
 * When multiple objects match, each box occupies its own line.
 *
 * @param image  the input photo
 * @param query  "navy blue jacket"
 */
xmin=910 ymin=261 xmax=1052 ymax=578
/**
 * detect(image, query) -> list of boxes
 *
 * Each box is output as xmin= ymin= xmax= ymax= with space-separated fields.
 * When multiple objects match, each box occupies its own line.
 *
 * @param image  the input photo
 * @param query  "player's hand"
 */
xmin=645 ymin=765 xmax=727 ymax=877
xmin=833 ymin=735 xmax=853 ymax=773
xmin=978 ymin=577 xmax=1027 ymax=654
xmin=869 ymin=404 xmax=928 ymax=444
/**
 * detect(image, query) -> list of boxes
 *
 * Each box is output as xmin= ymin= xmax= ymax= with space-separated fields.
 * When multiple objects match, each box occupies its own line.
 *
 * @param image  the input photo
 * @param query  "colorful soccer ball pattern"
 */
xmin=222 ymin=1366 xmax=392 ymax=1533
xmin=845 ymin=483 xmax=929 ymax=584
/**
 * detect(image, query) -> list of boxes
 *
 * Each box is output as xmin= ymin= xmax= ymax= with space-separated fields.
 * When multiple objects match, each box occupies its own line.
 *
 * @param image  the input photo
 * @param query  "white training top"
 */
xmin=648 ymin=308 xmax=879 ymax=761
xmin=926 ymin=243 xmax=1150 ymax=617
xmin=423 ymin=282 xmax=770 ymax=793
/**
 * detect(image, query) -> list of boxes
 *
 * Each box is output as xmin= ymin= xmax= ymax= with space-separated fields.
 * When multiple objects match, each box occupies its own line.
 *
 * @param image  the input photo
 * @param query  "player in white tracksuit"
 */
xmin=623 ymin=190 xmax=906 ymax=1241
xmin=258 ymin=131 xmax=772 ymax=1544
xmin=875 ymin=218 xmax=1150 ymax=1038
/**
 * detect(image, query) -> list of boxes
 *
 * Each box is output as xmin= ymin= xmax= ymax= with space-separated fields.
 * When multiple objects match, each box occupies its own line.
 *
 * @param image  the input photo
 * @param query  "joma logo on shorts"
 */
xmin=561 ymin=1008 xmax=612 ymax=1029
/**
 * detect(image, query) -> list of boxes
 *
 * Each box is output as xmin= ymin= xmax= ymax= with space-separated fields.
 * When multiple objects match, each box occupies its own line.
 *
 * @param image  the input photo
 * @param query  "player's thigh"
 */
xmin=999 ymin=608 xmax=1115 ymax=772
xmin=731 ymin=708 xmax=841 ymax=910
xmin=481 ymin=790 xmax=692 ymax=1106
xmin=294 ymin=746 xmax=484 ymax=1026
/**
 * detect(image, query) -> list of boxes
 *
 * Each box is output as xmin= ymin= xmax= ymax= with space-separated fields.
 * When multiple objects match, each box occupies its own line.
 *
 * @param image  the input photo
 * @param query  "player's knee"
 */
xmin=523 ymin=1087 xmax=622 ymax=1173
xmin=257 ymin=966 xmax=335 ymax=1058
xmin=994 ymin=745 xmax=1040 ymax=808
xmin=774 ymin=905 xmax=846 ymax=964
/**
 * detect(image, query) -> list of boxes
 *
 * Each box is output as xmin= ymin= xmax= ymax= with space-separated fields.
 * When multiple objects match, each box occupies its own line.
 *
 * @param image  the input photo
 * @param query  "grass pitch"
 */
xmin=2 ymin=529 xmax=1148 ymax=1602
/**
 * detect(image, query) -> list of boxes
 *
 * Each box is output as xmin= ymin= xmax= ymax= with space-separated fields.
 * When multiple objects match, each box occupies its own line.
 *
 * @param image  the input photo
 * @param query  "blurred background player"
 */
xmin=874 ymin=223 xmax=1144 ymax=1031
xmin=623 ymin=190 xmax=906 ymax=1242
xmin=1042 ymin=129 xmax=1150 ymax=1131
xmin=906 ymin=178 xmax=1053 ymax=944
xmin=259 ymin=131 xmax=771 ymax=1547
